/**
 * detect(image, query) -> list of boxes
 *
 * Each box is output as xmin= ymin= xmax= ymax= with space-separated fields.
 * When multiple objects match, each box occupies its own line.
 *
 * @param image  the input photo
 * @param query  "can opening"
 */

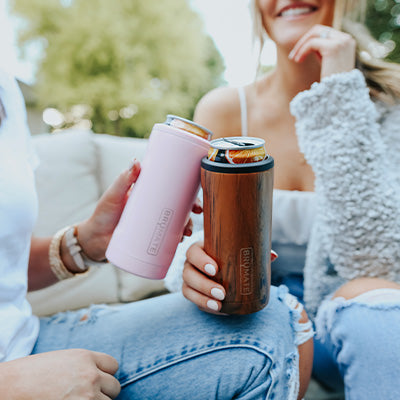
xmin=165 ymin=115 xmax=213 ymax=141
xmin=208 ymin=136 xmax=267 ymax=164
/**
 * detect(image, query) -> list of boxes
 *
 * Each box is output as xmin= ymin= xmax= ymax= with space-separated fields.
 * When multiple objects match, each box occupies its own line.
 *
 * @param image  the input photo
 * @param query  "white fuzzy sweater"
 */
xmin=290 ymin=69 xmax=400 ymax=316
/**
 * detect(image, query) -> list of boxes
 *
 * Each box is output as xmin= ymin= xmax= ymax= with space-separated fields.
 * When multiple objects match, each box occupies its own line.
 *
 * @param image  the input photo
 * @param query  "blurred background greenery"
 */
xmin=11 ymin=0 xmax=225 ymax=137
xmin=10 ymin=0 xmax=400 ymax=137
xmin=366 ymin=0 xmax=400 ymax=62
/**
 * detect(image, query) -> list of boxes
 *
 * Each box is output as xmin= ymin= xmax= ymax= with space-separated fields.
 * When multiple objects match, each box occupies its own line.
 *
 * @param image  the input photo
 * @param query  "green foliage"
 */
xmin=11 ymin=0 xmax=225 ymax=137
xmin=366 ymin=0 xmax=400 ymax=63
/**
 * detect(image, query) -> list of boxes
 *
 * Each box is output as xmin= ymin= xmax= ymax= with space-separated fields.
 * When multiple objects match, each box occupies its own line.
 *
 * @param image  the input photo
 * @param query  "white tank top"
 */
xmin=237 ymin=87 xmax=315 ymax=247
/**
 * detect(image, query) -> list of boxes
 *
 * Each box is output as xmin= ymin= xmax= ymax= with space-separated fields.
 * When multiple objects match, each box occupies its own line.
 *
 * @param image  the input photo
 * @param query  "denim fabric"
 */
xmin=32 ymin=287 xmax=310 ymax=400
xmin=315 ymin=297 xmax=400 ymax=400
xmin=268 ymin=241 xmax=400 ymax=397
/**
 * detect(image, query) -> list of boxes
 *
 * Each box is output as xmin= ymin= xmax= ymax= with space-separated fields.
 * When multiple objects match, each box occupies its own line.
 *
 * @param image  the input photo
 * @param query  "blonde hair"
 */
xmin=250 ymin=0 xmax=400 ymax=103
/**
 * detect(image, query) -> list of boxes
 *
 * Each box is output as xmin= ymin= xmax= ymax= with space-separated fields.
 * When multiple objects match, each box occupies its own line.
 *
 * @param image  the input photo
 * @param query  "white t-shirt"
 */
xmin=0 ymin=71 xmax=40 ymax=362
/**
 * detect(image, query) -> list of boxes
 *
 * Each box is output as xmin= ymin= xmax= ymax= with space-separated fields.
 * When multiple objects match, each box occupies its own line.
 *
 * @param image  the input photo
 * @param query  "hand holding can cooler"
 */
xmin=106 ymin=115 xmax=212 ymax=279
xmin=201 ymin=137 xmax=274 ymax=314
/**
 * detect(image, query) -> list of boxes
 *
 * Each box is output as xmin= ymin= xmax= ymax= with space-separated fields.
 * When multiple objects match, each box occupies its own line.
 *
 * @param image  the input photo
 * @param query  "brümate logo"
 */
xmin=240 ymin=247 xmax=253 ymax=295
xmin=147 ymin=208 xmax=174 ymax=256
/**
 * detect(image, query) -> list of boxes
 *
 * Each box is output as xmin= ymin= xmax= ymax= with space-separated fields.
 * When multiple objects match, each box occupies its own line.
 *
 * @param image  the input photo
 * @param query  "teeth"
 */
xmin=281 ymin=6 xmax=313 ymax=17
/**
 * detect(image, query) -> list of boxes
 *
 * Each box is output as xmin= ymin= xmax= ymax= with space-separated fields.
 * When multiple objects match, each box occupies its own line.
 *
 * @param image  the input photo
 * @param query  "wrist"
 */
xmin=49 ymin=226 xmax=76 ymax=280
xmin=76 ymin=220 xmax=107 ymax=262
xmin=62 ymin=223 xmax=107 ymax=272
xmin=49 ymin=224 xmax=93 ymax=280
xmin=49 ymin=221 xmax=108 ymax=281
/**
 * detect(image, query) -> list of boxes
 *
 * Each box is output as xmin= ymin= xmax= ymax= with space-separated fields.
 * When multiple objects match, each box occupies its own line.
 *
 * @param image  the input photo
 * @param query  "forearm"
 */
xmin=291 ymin=70 xmax=400 ymax=279
xmin=0 ymin=360 xmax=18 ymax=399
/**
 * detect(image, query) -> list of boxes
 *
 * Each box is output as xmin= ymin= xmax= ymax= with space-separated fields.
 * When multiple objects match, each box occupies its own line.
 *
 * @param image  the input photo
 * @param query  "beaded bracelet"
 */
xmin=49 ymin=225 xmax=108 ymax=281
xmin=64 ymin=225 xmax=91 ymax=272
xmin=48 ymin=226 xmax=76 ymax=280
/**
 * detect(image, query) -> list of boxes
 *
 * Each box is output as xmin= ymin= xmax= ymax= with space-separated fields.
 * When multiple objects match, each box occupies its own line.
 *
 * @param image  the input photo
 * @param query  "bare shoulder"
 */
xmin=194 ymin=86 xmax=242 ymax=139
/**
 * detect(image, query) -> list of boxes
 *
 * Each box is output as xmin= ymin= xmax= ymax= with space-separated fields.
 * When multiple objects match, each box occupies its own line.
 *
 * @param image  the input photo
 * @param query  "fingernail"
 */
xmin=211 ymin=287 xmax=225 ymax=301
xmin=204 ymin=263 xmax=216 ymax=276
xmin=193 ymin=203 xmax=203 ymax=213
xmin=271 ymin=250 xmax=278 ymax=261
xmin=128 ymin=158 xmax=137 ymax=170
xmin=184 ymin=228 xmax=192 ymax=236
xmin=288 ymin=50 xmax=294 ymax=59
xmin=207 ymin=300 xmax=219 ymax=311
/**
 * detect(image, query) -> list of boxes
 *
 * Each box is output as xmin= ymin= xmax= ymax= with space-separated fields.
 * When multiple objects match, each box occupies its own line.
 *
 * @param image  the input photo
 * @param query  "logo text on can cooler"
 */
xmin=147 ymin=208 xmax=174 ymax=256
xmin=240 ymin=247 xmax=254 ymax=295
xmin=165 ymin=115 xmax=213 ymax=141
xmin=208 ymin=137 xmax=266 ymax=164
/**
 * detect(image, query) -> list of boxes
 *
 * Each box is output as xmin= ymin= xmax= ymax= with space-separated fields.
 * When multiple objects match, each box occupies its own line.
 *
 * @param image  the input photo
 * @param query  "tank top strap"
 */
xmin=237 ymin=87 xmax=248 ymax=137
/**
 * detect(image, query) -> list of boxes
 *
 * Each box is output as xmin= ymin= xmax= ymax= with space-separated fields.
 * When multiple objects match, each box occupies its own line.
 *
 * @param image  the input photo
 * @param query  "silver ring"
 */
xmin=320 ymin=29 xmax=330 ymax=39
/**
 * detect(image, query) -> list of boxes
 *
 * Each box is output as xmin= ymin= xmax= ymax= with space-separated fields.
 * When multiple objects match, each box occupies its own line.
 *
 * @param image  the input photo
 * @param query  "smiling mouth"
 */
xmin=278 ymin=5 xmax=318 ymax=17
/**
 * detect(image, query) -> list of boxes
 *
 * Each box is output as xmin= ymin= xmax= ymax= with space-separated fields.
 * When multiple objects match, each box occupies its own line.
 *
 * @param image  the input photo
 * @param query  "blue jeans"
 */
xmin=278 ymin=273 xmax=400 ymax=399
xmin=314 ymin=296 xmax=400 ymax=400
xmin=31 ymin=287 xmax=311 ymax=400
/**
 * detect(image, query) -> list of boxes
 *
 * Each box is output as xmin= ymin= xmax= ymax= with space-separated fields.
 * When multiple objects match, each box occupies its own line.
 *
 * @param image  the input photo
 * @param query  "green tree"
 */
xmin=366 ymin=0 xmax=400 ymax=63
xmin=11 ymin=0 xmax=225 ymax=137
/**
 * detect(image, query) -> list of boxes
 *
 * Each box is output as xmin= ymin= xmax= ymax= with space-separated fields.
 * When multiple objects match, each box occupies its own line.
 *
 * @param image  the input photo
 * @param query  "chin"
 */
xmin=270 ymin=18 xmax=325 ymax=48
xmin=272 ymin=28 xmax=312 ymax=49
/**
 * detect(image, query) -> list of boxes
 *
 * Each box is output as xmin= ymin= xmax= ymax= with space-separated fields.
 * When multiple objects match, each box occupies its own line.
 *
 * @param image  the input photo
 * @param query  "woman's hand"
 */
xmin=183 ymin=241 xmax=226 ymax=314
xmin=182 ymin=241 xmax=277 ymax=314
xmin=76 ymin=160 xmax=142 ymax=261
xmin=0 ymin=349 xmax=120 ymax=399
xmin=76 ymin=159 xmax=202 ymax=261
xmin=289 ymin=24 xmax=356 ymax=79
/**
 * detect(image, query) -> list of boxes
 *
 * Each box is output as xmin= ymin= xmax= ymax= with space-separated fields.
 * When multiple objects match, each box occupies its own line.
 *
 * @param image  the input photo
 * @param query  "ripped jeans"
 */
xmin=31 ymin=286 xmax=312 ymax=400
xmin=313 ymin=289 xmax=400 ymax=400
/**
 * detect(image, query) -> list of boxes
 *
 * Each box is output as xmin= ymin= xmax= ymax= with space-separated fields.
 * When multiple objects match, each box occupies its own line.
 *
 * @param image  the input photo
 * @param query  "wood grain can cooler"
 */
xmin=201 ymin=137 xmax=274 ymax=314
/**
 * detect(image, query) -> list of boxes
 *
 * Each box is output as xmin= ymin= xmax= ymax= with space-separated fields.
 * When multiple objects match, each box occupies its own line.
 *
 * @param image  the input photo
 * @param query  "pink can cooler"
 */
xmin=106 ymin=116 xmax=212 ymax=279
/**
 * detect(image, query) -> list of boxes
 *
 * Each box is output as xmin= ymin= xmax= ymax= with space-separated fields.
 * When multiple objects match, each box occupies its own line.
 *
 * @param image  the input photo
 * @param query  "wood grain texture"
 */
xmin=201 ymin=167 xmax=274 ymax=314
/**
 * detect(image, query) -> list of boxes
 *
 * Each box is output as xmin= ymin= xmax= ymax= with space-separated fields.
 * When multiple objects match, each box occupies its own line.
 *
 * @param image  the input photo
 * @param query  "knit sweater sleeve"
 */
xmin=290 ymin=69 xmax=400 ymax=315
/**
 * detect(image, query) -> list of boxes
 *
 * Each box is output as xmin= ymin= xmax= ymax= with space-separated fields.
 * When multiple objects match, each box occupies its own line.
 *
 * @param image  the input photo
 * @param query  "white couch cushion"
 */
xmin=33 ymin=129 xmax=100 ymax=236
xmin=28 ymin=264 xmax=120 ymax=316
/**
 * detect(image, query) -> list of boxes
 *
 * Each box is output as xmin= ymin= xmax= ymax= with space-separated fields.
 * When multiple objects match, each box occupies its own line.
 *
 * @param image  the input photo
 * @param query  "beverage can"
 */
xmin=207 ymin=137 xmax=266 ymax=164
xmin=165 ymin=115 xmax=213 ymax=141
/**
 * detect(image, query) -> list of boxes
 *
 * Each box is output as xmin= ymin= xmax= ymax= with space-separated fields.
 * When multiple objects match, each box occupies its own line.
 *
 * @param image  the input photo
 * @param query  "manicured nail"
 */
xmin=211 ymin=288 xmax=225 ymax=301
xmin=204 ymin=263 xmax=216 ymax=276
xmin=184 ymin=228 xmax=192 ymax=236
xmin=192 ymin=201 xmax=203 ymax=213
xmin=207 ymin=300 xmax=219 ymax=311
xmin=128 ymin=158 xmax=137 ymax=170
xmin=271 ymin=250 xmax=278 ymax=261
xmin=289 ymin=50 xmax=295 ymax=59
